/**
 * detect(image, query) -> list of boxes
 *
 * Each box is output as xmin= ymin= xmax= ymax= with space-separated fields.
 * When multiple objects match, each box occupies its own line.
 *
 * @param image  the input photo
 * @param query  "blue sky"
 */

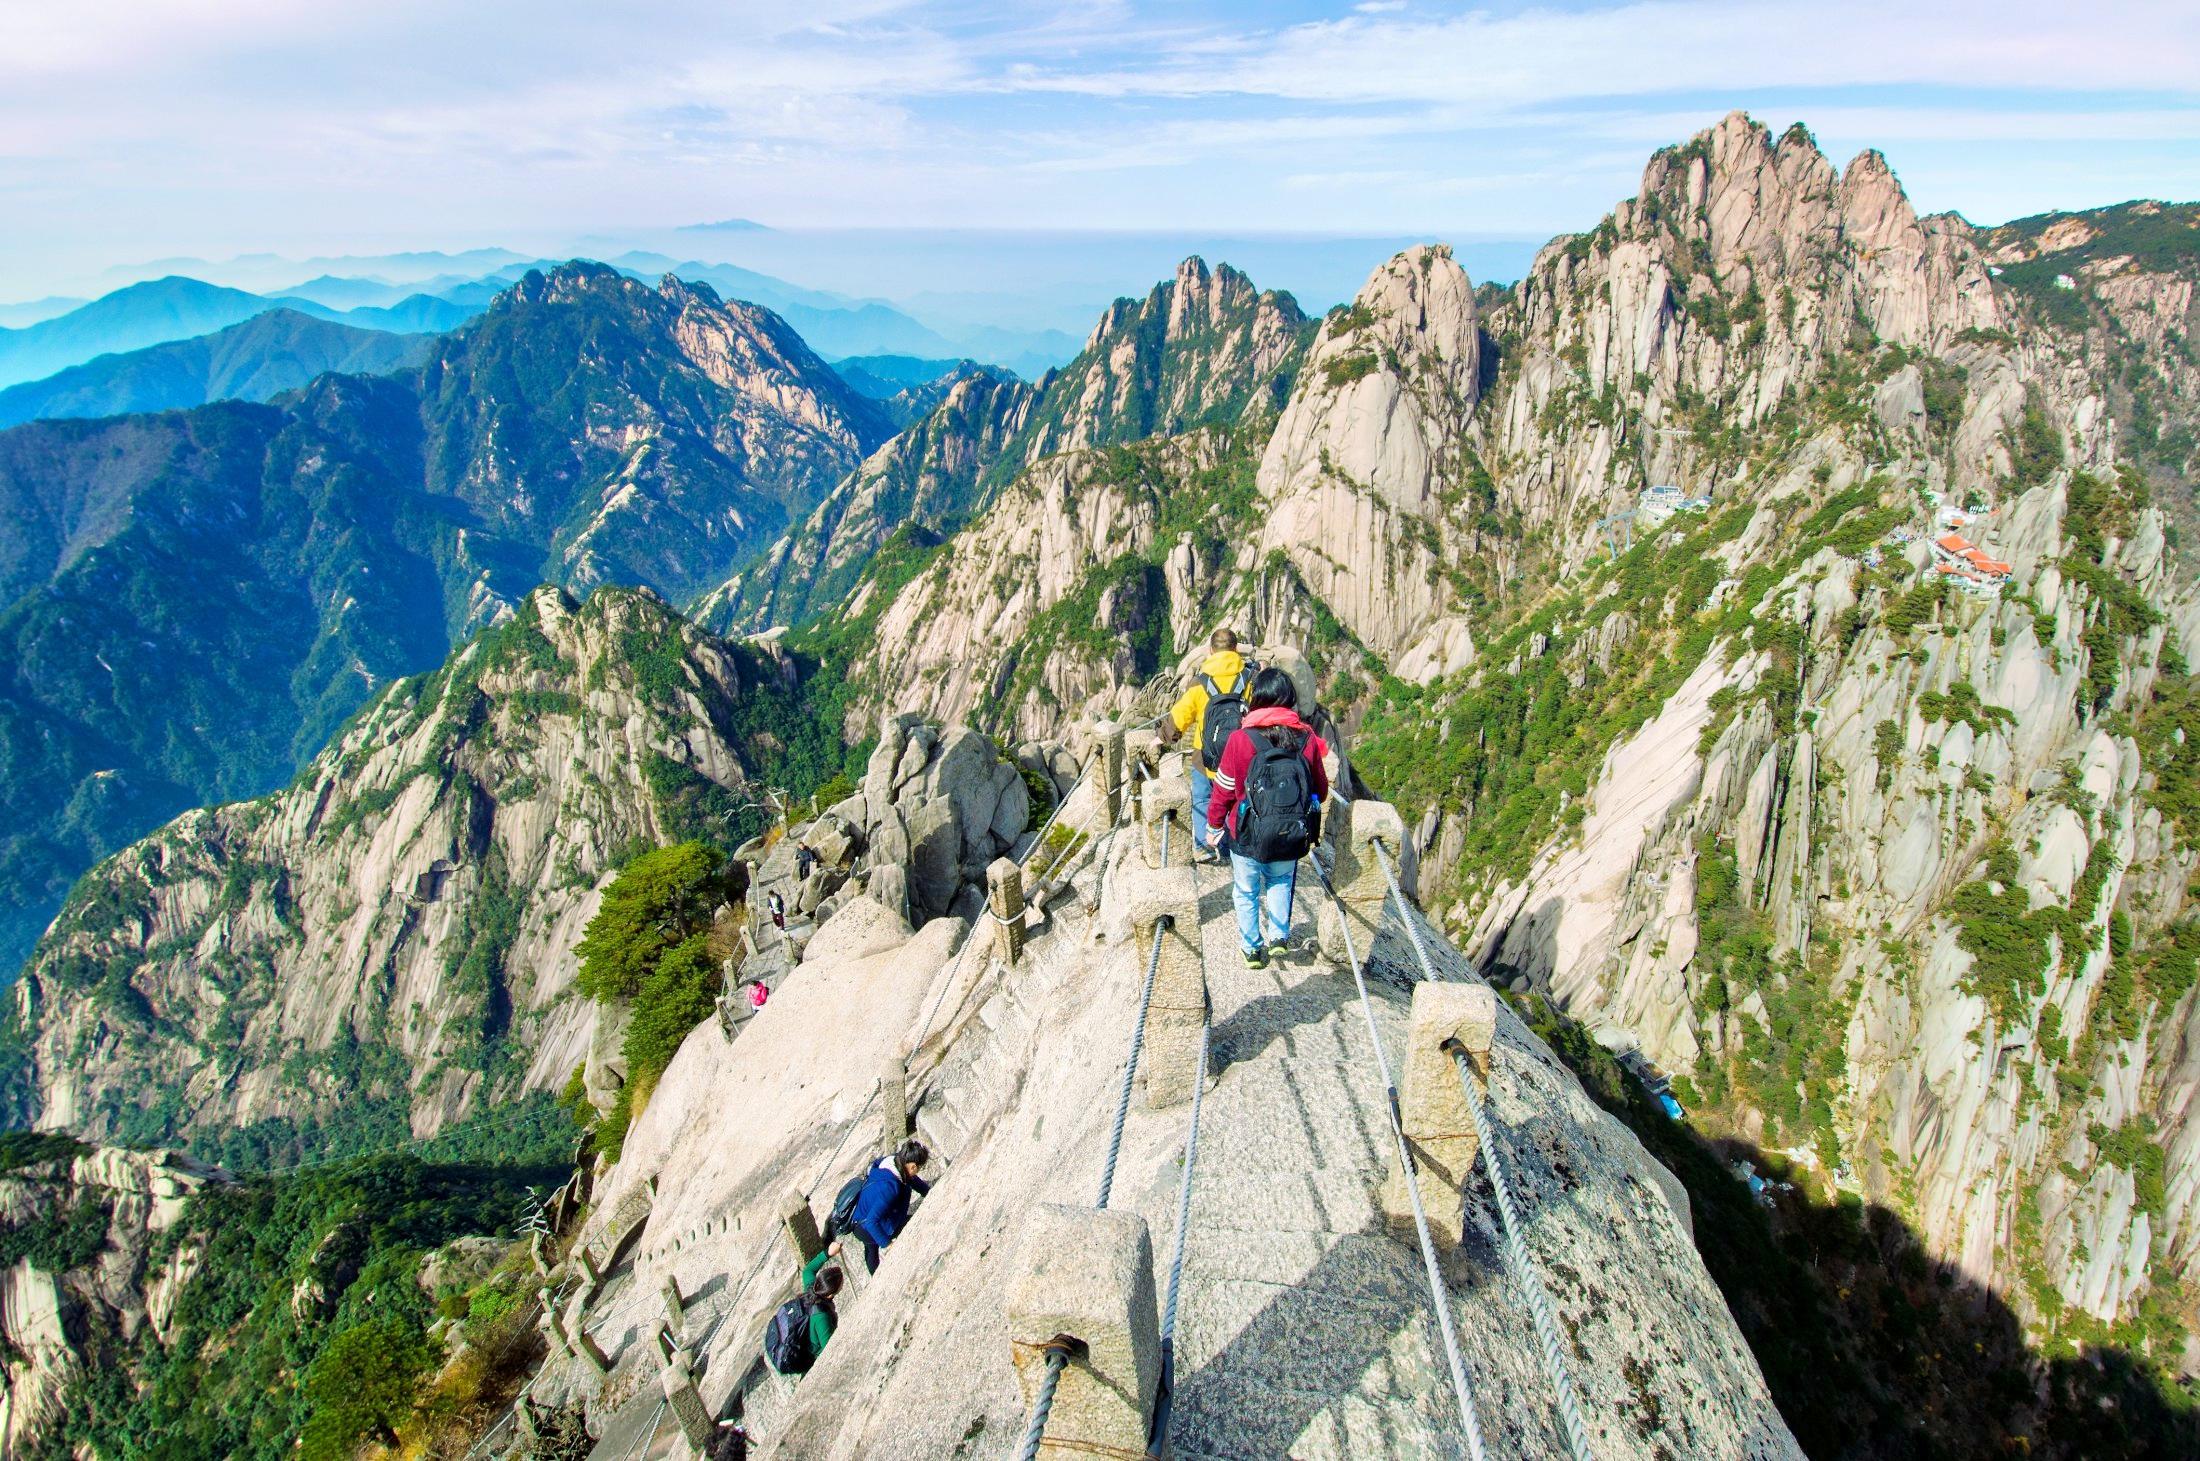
xmin=1 ymin=0 xmax=2196 ymax=297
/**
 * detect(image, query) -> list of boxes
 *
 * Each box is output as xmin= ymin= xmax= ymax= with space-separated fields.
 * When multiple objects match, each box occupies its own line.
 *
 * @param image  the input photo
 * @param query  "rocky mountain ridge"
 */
xmin=699 ymin=255 xmax=1315 ymax=640
xmin=0 ymin=262 xmax=887 ymax=977
xmin=787 ymin=110 xmax=2200 ymax=1432
xmin=3 ymin=586 xmax=815 ymax=1159
xmin=0 ymin=1137 xmax=223 ymax=1455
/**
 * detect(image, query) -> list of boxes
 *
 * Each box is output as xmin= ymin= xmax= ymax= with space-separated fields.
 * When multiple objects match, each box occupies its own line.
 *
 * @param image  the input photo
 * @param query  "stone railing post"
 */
xmin=1006 ymin=1204 xmax=1161 ymax=1458
xmin=573 ymin=1324 xmax=612 ymax=1378
xmin=538 ymin=1301 xmax=576 ymax=1359
xmin=1121 ymin=863 xmax=1205 ymax=1108
xmin=661 ymin=1275 xmax=687 ymax=1339
xmin=1097 ymin=721 xmax=1126 ymax=826
xmin=660 ymin=1337 xmax=713 ymax=1451
xmin=1317 ymin=798 xmax=1410 ymax=969
xmin=1380 ymin=981 xmax=1498 ymax=1247
xmin=781 ymin=1187 xmax=824 ymax=1266
xmin=988 ymin=856 xmax=1027 ymax=965
xmin=1138 ymin=756 xmax=1192 ymax=871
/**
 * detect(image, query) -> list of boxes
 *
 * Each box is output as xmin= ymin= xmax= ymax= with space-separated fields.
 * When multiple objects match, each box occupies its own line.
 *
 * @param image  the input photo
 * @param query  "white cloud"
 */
xmin=1011 ymin=1 xmax=2200 ymax=106
xmin=0 ymin=1 xmax=2194 ymax=293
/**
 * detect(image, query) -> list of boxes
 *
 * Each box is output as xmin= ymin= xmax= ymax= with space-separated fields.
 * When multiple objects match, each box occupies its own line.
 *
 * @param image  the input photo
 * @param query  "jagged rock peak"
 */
xmin=497 ymin=257 xmax=641 ymax=307
xmin=1080 ymin=254 xmax=1298 ymax=353
xmin=1022 ymin=256 xmax=1313 ymax=459
xmin=1251 ymin=243 xmax=1482 ymax=659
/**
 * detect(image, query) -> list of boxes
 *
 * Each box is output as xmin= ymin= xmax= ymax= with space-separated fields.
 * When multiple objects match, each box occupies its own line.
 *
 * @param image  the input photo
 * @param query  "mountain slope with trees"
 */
xmin=0 ymin=263 xmax=887 ymax=976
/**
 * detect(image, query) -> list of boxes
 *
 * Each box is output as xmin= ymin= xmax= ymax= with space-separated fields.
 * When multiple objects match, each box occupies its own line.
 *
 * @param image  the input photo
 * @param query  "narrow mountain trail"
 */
xmin=1168 ymin=851 xmax=1463 ymax=1456
xmin=528 ymin=757 xmax=1793 ymax=1460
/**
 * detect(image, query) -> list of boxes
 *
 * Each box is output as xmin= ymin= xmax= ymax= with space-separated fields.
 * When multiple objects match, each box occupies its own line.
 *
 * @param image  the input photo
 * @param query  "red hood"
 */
xmin=1242 ymin=707 xmax=1311 ymax=732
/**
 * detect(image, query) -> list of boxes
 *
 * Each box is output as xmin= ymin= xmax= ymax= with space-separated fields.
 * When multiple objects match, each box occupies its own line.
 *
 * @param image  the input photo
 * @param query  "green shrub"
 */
xmin=574 ymin=843 xmax=729 ymax=1002
xmin=297 ymin=1315 xmax=441 ymax=1458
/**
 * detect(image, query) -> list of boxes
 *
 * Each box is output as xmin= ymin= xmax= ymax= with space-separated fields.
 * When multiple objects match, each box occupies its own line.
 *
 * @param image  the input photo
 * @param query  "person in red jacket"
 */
xmin=1206 ymin=667 xmax=1329 ymax=968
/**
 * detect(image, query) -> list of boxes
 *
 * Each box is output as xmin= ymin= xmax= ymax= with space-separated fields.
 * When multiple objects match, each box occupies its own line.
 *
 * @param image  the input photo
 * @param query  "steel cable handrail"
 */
xmin=1096 ymin=815 xmax=1170 ymax=1210
xmin=1310 ymin=847 xmax=1488 ymax=1461
xmin=1017 ymin=1345 xmax=1073 ymax=1461
xmin=1366 ymin=840 xmax=1594 ymax=1461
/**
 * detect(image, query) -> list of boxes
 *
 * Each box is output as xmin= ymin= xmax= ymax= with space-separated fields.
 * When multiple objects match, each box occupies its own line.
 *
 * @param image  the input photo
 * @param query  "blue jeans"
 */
xmin=1229 ymin=851 xmax=1297 ymax=952
xmin=1188 ymin=761 xmax=1214 ymax=849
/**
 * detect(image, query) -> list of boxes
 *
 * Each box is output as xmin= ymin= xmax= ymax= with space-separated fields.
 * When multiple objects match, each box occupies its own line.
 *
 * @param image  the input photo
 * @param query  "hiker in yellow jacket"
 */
xmin=1158 ymin=628 xmax=1254 ymax=861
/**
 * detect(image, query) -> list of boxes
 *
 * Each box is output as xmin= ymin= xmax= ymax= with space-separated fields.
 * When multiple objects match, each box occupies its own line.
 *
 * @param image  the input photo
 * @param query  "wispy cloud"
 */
xmin=0 ymin=1 xmax=2195 ymax=294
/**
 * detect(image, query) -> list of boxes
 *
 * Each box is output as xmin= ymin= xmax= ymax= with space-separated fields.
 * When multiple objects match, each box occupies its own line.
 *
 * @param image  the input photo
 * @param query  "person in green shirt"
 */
xmin=797 ymin=1249 xmax=843 ymax=1361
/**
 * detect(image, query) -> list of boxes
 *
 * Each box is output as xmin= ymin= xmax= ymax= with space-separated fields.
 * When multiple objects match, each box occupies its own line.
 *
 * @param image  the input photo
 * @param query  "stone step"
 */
xmin=1182 ymin=1167 xmax=1387 ymax=1239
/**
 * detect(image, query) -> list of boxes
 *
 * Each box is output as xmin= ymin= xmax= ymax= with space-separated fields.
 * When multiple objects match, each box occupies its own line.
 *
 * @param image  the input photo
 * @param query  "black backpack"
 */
xmin=765 ymin=1294 xmax=820 ymax=1374
xmin=1198 ymin=663 xmax=1256 ymax=771
xmin=1237 ymin=728 xmax=1317 ymax=862
xmin=824 ymin=1174 xmax=866 ymax=1241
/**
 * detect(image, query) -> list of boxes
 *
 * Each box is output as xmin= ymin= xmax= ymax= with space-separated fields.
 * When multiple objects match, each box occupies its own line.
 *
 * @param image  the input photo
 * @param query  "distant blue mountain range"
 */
xmin=0 ymin=309 xmax=436 ymax=428
xmin=0 ymin=277 xmax=473 ymax=390
xmin=0 ymin=254 xmax=1082 ymax=407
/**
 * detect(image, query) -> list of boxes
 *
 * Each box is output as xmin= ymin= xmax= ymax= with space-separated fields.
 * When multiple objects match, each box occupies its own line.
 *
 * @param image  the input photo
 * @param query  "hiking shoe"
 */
xmin=1267 ymin=941 xmax=1290 ymax=961
xmin=1243 ymin=946 xmax=1268 ymax=969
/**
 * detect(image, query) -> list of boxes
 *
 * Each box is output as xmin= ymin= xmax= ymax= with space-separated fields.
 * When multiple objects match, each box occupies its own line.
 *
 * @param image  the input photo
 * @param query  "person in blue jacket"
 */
xmin=840 ymin=1138 xmax=931 ymax=1274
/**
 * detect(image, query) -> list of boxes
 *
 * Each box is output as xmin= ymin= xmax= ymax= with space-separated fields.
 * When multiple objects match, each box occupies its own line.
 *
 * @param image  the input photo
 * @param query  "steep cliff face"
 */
xmin=0 ymin=1137 xmax=222 ymax=1455
xmin=1976 ymin=200 xmax=2200 ymax=553
xmin=1256 ymin=244 xmax=1486 ymax=673
xmin=5 ymin=586 xmax=816 ymax=1161
xmin=1362 ymin=452 xmax=2200 ymax=1379
xmin=0 ymin=262 xmax=889 ymax=979
xmin=699 ymin=257 xmax=1315 ymax=642
xmin=697 ymin=366 xmax=1036 ymax=633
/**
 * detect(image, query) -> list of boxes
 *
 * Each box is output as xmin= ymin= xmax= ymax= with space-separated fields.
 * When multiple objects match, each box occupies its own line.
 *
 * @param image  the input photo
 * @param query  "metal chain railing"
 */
xmin=593 ymin=1071 xmax=886 ymax=1461
xmin=1312 ymin=847 xmax=1488 ymax=1461
xmin=1368 ymin=839 xmax=1593 ymax=1461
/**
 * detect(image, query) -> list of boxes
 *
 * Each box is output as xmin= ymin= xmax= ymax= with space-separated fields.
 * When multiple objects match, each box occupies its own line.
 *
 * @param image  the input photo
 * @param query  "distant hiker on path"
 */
xmin=834 ymin=1139 xmax=931 ymax=1274
xmin=795 ymin=843 xmax=818 ymax=880
xmin=1160 ymin=628 xmax=1255 ymax=862
xmin=748 ymin=978 xmax=769 ymax=1011
xmin=768 ymin=890 xmax=786 ymax=932
xmin=1207 ymin=667 xmax=1328 ymax=969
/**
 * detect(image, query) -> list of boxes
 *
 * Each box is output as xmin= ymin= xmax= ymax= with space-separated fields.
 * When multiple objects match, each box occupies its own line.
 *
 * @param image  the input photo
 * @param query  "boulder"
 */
xmin=810 ymin=814 xmax=857 ymax=869
xmin=894 ymin=737 xmax=931 ymax=790
xmin=870 ymin=804 xmax=913 ymax=869
xmin=417 ymin=1236 xmax=511 ymax=1296
xmin=928 ymin=727 xmax=1005 ymax=858
xmin=583 ymin=998 xmax=635 ymax=1112
xmin=988 ymin=762 xmax=1031 ymax=848
xmin=907 ymin=797 xmax=963 ymax=915
xmin=802 ymin=894 xmax=913 ymax=966
xmin=868 ymin=864 xmax=912 ymax=926
xmin=863 ymin=719 xmax=909 ymax=808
